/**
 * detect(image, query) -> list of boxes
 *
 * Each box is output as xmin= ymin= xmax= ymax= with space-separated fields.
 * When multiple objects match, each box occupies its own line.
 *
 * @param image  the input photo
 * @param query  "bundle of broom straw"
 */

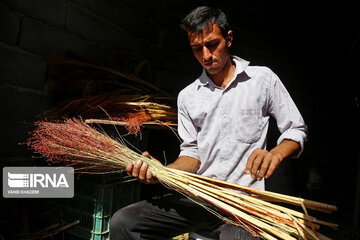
xmin=43 ymin=93 xmax=177 ymax=135
xmin=27 ymin=119 xmax=337 ymax=240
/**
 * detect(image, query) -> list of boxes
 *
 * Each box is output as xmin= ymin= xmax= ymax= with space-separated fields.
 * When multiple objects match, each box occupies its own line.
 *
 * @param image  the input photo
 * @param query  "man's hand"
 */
xmin=244 ymin=140 xmax=300 ymax=181
xmin=244 ymin=149 xmax=282 ymax=181
xmin=126 ymin=151 xmax=159 ymax=184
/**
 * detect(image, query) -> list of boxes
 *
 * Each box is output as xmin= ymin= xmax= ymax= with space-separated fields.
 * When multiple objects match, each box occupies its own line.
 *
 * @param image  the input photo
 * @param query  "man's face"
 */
xmin=188 ymin=23 xmax=232 ymax=75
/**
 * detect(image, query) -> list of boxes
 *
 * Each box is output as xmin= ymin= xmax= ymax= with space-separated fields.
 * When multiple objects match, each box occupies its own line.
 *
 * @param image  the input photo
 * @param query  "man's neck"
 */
xmin=209 ymin=59 xmax=236 ymax=89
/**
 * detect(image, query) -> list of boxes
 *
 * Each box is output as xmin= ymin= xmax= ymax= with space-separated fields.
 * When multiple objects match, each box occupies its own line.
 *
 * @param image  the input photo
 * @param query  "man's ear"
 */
xmin=226 ymin=30 xmax=233 ymax=47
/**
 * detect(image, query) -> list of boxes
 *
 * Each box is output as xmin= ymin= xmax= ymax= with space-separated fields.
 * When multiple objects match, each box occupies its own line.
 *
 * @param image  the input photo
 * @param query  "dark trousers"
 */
xmin=109 ymin=192 xmax=257 ymax=240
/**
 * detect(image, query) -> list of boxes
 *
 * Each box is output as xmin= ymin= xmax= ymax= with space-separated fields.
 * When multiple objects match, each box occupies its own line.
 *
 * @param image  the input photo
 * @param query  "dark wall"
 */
xmin=1 ymin=0 xmax=359 ymax=238
xmin=0 ymin=0 xmax=202 ymax=165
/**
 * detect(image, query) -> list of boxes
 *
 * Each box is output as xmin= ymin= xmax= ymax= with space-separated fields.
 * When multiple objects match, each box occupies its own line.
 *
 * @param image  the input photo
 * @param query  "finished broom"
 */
xmin=27 ymin=119 xmax=337 ymax=240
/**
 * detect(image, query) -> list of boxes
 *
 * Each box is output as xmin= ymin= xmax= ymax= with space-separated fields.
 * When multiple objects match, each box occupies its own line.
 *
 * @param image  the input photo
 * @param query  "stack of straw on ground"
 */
xmin=27 ymin=119 xmax=337 ymax=240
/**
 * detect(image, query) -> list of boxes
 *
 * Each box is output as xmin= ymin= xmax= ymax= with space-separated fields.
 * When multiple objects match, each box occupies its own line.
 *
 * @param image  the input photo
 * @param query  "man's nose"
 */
xmin=202 ymin=46 xmax=212 ymax=61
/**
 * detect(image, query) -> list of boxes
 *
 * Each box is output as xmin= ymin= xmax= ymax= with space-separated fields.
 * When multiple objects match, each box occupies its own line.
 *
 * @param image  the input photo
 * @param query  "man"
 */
xmin=110 ymin=6 xmax=308 ymax=240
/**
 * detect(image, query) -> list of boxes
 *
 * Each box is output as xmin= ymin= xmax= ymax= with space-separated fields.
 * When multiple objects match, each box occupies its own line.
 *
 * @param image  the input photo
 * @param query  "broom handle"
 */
xmin=168 ymin=169 xmax=337 ymax=213
xmin=85 ymin=119 xmax=177 ymax=126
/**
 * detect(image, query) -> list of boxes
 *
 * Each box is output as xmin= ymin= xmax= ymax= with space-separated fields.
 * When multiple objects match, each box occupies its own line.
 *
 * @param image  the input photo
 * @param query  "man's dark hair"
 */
xmin=181 ymin=6 xmax=230 ymax=38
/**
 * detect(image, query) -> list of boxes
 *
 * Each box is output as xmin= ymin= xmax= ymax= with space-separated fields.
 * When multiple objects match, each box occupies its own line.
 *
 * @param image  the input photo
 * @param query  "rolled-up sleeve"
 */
xmin=177 ymin=91 xmax=200 ymax=160
xmin=268 ymin=71 xmax=308 ymax=158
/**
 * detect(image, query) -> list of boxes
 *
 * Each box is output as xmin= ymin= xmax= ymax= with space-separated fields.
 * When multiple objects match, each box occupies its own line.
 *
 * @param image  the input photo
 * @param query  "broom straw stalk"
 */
xmin=169 ymin=169 xmax=337 ymax=213
xmin=188 ymin=179 xmax=300 ymax=236
xmin=166 ymin=169 xmax=327 ymax=239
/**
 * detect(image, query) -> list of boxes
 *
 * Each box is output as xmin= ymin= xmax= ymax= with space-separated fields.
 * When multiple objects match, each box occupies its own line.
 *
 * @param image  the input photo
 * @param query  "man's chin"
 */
xmin=203 ymin=62 xmax=222 ymax=74
xmin=205 ymin=67 xmax=220 ymax=75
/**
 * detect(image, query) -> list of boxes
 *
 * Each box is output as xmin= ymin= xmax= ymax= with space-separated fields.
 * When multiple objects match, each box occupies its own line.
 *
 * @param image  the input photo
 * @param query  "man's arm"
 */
xmin=167 ymin=155 xmax=200 ymax=172
xmin=244 ymin=70 xmax=308 ymax=181
xmin=244 ymin=139 xmax=300 ymax=181
xmin=126 ymin=154 xmax=200 ymax=184
xmin=127 ymin=88 xmax=202 ymax=184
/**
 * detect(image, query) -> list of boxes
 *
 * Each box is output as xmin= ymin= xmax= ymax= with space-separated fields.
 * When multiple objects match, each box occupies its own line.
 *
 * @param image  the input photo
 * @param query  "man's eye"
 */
xmin=192 ymin=47 xmax=202 ymax=52
xmin=206 ymin=42 xmax=219 ymax=49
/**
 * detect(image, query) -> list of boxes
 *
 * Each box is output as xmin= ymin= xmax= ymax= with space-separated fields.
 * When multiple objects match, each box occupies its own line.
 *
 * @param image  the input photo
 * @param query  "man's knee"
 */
xmin=110 ymin=204 xmax=139 ymax=239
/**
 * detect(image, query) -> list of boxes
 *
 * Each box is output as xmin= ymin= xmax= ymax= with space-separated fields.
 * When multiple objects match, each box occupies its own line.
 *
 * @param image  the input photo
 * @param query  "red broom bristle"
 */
xmin=27 ymin=119 xmax=121 ymax=171
xmin=113 ymin=111 xmax=151 ymax=135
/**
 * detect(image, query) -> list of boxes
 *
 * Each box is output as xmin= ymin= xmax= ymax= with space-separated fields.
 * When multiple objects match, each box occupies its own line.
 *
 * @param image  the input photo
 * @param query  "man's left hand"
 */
xmin=244 ymin=148 xmax=282 ymax=181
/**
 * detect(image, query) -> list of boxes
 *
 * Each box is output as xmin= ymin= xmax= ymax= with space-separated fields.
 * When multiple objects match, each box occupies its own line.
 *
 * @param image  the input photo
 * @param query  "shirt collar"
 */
xmin=196 ymin=56 xmax=250 ymax=88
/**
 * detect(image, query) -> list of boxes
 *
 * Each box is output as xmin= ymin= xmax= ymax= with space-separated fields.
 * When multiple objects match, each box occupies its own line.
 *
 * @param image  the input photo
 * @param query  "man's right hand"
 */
xmin=126 ymin=151 xmax=159 ymax=184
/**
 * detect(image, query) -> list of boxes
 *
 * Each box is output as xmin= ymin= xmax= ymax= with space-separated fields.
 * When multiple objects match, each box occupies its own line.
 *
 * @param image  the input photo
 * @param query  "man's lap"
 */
xmin=110 ymin=191 xmax=257 ymax=240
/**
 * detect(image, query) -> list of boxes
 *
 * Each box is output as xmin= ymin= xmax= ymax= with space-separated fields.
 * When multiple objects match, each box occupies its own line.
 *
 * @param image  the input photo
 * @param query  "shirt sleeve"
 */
xmin=177 ymin=91 xmax=200 ymax=160
xmin=267 ymin=71 xmax=308 ymax=158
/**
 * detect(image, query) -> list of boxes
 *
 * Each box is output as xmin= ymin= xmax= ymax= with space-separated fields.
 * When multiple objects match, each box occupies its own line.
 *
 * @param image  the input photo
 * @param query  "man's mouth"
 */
xmin=203 ymin=60 xmax=216 ymax=66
